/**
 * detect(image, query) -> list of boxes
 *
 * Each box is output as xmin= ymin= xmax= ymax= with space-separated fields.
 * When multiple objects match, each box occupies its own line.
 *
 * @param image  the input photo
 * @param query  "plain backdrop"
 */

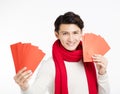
xmin=0 ymin=0 xmax=120 ymax=94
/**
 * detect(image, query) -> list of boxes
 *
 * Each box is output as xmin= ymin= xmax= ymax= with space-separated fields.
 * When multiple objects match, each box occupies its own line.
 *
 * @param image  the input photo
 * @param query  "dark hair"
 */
xmin=54 ymin=11 xmax=84 ymax=32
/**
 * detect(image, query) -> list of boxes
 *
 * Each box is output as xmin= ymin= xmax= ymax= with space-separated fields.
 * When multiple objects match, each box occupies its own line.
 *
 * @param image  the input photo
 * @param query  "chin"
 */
xmin=64 ymin=45 xmax=77 ymax=51
xmin=66 ymin=48 xmax=76 ymax=51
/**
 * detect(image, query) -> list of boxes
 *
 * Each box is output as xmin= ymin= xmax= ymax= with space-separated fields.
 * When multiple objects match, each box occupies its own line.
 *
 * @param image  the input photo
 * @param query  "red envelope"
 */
xmin=82 ymin=33 xmax=110 ymax=62
xmin=10 ymin=42 xmax=45 ymax=73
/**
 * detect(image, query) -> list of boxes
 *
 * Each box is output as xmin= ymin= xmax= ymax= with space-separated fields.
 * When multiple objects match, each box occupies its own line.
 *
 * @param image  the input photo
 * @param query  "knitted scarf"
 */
xmin=52 ymin=39 xmax=98 ymax=94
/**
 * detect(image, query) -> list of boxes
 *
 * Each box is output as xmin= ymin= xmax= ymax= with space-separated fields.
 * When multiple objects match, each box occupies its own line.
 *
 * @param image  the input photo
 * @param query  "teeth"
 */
xmin=68 ymin=43 xmax=74 ymax=46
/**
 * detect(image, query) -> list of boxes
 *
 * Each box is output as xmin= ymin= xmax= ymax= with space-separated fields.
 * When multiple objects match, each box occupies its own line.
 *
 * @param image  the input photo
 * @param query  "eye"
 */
xmin=73 ymin=31 xmax=79 ymax=34
xmin=63 ymin=32 xmax=68 ymax=35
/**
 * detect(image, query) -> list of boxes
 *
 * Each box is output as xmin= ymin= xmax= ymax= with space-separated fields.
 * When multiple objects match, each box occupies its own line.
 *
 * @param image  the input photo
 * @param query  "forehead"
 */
xmin=59 ymin=24 xmax=81 ymax=32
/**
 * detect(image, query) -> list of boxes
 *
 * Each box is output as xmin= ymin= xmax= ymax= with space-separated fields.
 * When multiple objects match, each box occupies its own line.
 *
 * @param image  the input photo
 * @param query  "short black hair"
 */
xmin=54 ymin=11 xmax=84 ymax=32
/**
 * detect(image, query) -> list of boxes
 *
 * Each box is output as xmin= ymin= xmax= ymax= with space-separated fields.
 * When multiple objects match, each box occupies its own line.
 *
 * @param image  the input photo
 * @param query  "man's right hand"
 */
xmin=14 ymin=67 xmax=32 ymax=91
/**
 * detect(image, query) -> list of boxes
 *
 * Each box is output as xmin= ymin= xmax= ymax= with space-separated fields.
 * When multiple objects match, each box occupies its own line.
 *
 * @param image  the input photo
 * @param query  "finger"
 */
xmin=20 ymin=72 xmax=32 ymax=84
xmin=93 ymin=59 xmax=101 ymax=62
xmin=16 ymin=67 xmax=27 ymax=78
xmin=19 ymin=70 xmax=32 ymax=80
xmin=93 ymin=55 xmax=102 ymax=59
xmin=95 ymin=62 xmax=105 ymax=68
xmin=19 ymin=75 xmax=32 ymax=90
xmin=92 ymin=55 xmax=103 ymax=61
xmin=14 ymin=67 xmax=27 ymax=83
xmin=17 ymin=70 xmax=32 ymax=83
xmin=93 ymin=54 xmax=102 ymax=56
xmin=92 ymin=56 xmax=100 ymax=61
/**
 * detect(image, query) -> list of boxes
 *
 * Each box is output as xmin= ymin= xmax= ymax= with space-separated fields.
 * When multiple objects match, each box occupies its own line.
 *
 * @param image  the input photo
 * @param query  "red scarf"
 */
xmin=52 ymin=40 xmax=98 ymax=94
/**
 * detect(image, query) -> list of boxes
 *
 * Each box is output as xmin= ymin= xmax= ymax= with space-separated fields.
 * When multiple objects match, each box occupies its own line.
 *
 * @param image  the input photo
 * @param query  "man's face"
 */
xmin=55 ymin=24 xmax=82 ymax=51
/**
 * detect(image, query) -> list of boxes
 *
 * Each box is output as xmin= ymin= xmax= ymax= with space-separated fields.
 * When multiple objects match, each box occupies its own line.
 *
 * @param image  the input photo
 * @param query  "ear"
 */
xmin=54 ymin=31 xmax=59 ymax=38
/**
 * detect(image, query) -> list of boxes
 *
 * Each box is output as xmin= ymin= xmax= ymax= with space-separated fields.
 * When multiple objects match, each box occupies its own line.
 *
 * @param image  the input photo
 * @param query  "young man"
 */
xmin=14 ymin=12 xmax=110 ymax=94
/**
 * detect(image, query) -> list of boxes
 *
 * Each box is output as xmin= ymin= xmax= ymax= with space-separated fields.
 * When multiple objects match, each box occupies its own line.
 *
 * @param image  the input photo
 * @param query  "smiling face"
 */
xmin=55 ymin=24 xmax=82 ymax=51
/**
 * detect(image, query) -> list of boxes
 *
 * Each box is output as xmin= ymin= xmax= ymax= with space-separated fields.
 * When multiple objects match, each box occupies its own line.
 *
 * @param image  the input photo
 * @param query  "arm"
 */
xmin=98 ymin=73 xmax=110 ymax=94
xmin=20 ymin=58 xmax=55 ymax=94
xmin=14 ymin=67 xmax=32 ymax=91
xmin=92 ymin=54 xmax=110 ymax=94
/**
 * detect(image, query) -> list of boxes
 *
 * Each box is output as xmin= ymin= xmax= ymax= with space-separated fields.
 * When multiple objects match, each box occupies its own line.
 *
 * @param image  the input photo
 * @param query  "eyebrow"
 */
xmin=61 ymin=30 xmax=80 ymax=32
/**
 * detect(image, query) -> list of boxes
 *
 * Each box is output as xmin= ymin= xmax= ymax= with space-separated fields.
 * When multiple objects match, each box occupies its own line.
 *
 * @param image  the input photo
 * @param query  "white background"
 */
xmin=0 ymin=0 xmax=120 ymax=94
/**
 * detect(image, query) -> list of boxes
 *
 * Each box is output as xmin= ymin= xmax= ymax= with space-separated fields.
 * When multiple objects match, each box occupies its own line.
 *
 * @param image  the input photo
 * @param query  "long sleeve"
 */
xmin=21 ymin=58 xmax=55 ymax=94
xmin=21 ymin=58 xmax=110 ymax=94
xmin=98 ymin=73 xmax=110 ymax=94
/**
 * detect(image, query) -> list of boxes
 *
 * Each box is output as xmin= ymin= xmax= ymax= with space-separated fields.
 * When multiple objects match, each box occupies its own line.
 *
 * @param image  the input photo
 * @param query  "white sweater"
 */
xmin=22 ymin=57 xmax=110 ymax=94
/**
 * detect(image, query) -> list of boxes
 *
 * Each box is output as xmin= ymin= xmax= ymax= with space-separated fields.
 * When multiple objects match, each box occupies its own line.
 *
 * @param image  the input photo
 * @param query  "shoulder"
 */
xmin=35 ymin=56 xmax=55 ymax=78
xmin=44 ymin=56 xmax=55 ymax=67
xmin=38 ymin=56 xmax=55 ymax=71
xmin=45 ymin=56 xmax=54 ymax=63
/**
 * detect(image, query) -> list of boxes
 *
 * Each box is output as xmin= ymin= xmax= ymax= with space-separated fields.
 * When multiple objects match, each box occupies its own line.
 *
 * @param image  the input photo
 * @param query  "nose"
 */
xmin=68 ymin=34 xmax=74 ymax=42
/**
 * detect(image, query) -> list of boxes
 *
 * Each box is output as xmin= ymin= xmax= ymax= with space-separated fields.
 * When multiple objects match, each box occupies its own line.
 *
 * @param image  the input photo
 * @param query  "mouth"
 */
xmin=67 ymin=42 xmax=75 ymax=47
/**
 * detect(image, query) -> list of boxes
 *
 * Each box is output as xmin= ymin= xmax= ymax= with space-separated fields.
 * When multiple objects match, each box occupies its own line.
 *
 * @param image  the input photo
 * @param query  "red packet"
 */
xmin=10 ymin=42 xmax=45 ymax=73
xmin=82 ymin=33 xmax=110 ymax=62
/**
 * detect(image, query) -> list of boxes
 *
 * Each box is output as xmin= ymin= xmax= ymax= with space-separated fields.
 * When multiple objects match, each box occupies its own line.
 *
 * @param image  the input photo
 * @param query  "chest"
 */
xmin=64 ymin=61 xmax=89 ymax=94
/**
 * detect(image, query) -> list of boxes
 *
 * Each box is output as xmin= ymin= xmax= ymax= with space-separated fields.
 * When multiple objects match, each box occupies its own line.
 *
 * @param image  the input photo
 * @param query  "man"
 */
xmin=14 ymin=11 xmax=110 ymax=94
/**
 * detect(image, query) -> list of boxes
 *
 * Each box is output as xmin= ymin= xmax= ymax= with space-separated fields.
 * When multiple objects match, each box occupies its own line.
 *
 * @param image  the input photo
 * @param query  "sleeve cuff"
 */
xmin=98 ymin=72 xmax=108 ymax=81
